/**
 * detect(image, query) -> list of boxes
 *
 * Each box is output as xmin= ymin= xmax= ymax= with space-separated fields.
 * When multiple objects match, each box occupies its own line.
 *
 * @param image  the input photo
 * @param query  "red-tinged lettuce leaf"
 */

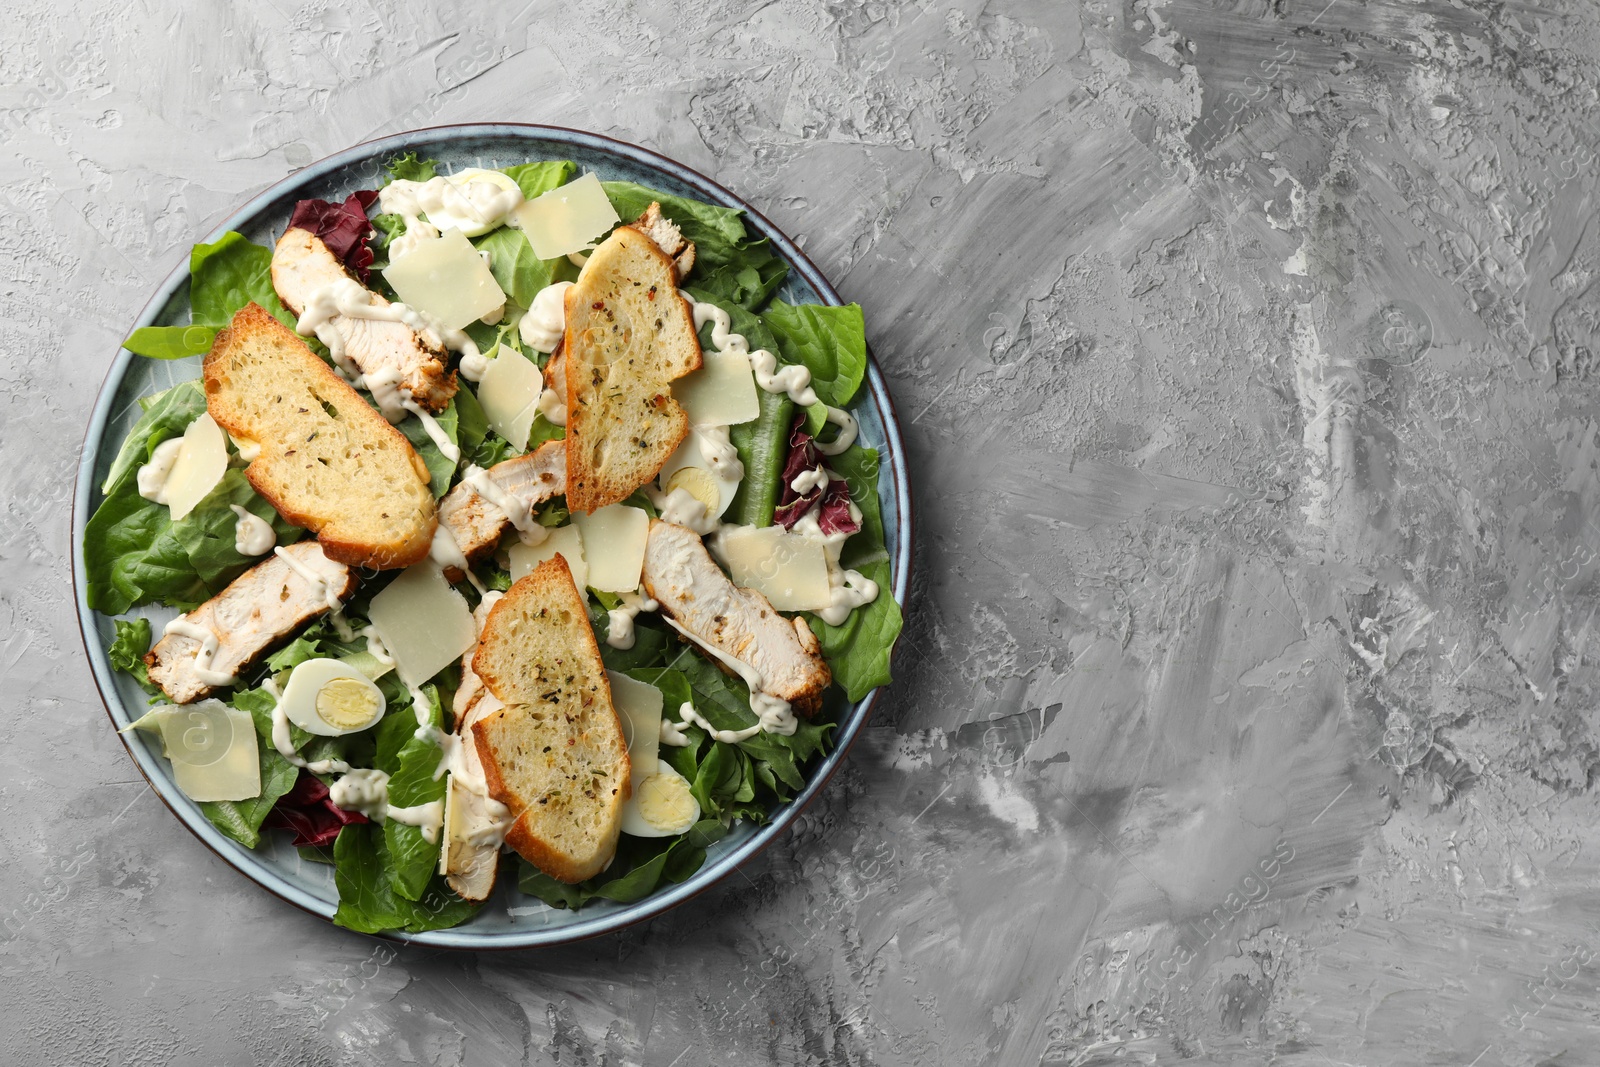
xmin=772 ymin=415 xmax=858 ymax=535
xmin=817 ymin=476 xmax=859 ymax=536
xmin=288 ymin=191 xmax=379 ymax=281
xmin=264 ymin=770 xmax=369 ymax=848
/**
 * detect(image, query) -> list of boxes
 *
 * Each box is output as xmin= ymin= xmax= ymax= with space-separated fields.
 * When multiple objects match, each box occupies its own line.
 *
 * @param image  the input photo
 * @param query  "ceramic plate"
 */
xmin=71 ymin=123 xmax=911 ymax=947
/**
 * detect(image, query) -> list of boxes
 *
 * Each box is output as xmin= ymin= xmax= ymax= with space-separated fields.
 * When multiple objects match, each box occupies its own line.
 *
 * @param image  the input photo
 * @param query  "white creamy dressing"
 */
xmin=229 ymin=505 xmax=275 ymax=555
xmin=790 ymin=467 xmax=831 ymax=496
xmin=163 ymin=617 xmax=240 ymax=687
xmin=605 ymin=590 xmax=659 ymax=650
xmin=464 ymin=464 xmax=546 ymax=544
xmin=294 ymin=277 xmax=475 ymax=459
xmin=361 ymin=625 xmax=396 ymax=669
xmin=649 ymin=485 xmax=719 ymax=537
xmin=815 ymin=406 xmax=859 ymax=456
xmin=660 ymin=617 xmax=798 ymax=737
xmin=536 ymin=387 xmax=567 ymax=427
xmin=659 ymin=714 xmax=692 ymax=748
xmin=696 ymin=424 xmax=744 ymax=481
xmin=663 ymin=699 xmax=760 ymax=744
xmin=427 ymin=524 xmax=488 ymax=594
xmin=407 ymin=683 xmax=445 ymax=747
xmin=326 ymin=767 xmax=444 ymax=843
xmin=378 ymin=175 xmax=524 ymax=261
xmin=136 ymin=438 xmax=185 ymax=504
xmin=273 ymin=546 xmax=355 ymax=641
xmin=519 ymin=281 xmax=573 ymax=353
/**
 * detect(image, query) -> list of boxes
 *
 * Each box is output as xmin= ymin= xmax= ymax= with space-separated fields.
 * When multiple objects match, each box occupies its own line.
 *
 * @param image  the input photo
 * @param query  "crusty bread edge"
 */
xmin=562 ymin=229 xmax=702 ymax=513
xmin=467 ymin=554 xmax=632 ymax=884
xmin=201 ymin=303 xmax=437 ymax=569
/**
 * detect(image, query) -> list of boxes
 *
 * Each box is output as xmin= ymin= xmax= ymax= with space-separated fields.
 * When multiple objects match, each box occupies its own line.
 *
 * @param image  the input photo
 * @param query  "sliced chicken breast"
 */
xmin=437 ymin=442 xmax=567 ymax=579
xmin=271 ymin=227 xmax=456 ymax=414
xmin=144 ymin=542 xmax=356 ymax=704
xmin=628 ymin=202 xmax=696 ymax=281
xmin=641 ymin=520 xmax=831 ymax=715
xmin=444 ymin=593 xmax=509 ymax=901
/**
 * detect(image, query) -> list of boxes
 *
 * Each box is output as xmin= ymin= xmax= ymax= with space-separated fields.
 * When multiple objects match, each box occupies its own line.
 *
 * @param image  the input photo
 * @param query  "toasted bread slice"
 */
xmin=563 ymin=226 xmax=702 ymax=513
xmin=470 ymin=556 xmax=630 ymax=883
xmin=203 ymin=304 xmax=437 ymax=570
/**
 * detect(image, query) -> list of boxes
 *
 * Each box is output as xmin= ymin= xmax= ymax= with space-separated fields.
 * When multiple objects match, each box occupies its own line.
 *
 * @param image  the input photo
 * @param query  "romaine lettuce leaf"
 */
xmin=761 ymin=301 xmax=867 ymax=410
xmin=397 ymin=398 xmax=461 ymax=497
xmin=803 ymin=446 xmax=901 ymax=700
xmin=188 ymin=232 xmax=295 ymax=332
xmin=501 ymin=160 xmax=575 ymax=200
xmin=378 ymin=686 xmax=447 ymax=901
xmin=333 ymin=824 xmax=479 ymax=933
xmin=85 ymin=382 xmax=304 ymax=616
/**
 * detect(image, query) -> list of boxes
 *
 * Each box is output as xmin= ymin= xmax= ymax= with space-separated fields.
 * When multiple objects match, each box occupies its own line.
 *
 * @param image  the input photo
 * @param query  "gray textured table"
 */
xmin=10 ymin=1 xmax=1600 ymax=1063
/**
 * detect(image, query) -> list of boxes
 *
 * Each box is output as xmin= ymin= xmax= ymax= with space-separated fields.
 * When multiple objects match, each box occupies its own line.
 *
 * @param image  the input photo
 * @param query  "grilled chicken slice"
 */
xmin=629 ymin=202 xmax=696 ymax=281
xmin=271 ymin=227 xmax=456 ymax=415
xmin=444 ymin=594 xmax=510 ymax=901
xmin=641 ymin=520 xmax=831 ymax=715
xmin=437 ymin=442 xmax=567 ymax=580
xmin=144 ymin=542 xmax=356 ymax=704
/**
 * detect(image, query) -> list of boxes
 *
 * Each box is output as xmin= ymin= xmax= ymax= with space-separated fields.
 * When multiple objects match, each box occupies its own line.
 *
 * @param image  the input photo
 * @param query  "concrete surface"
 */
xmin=7 ymin=0 xmax=1600 ymax=1063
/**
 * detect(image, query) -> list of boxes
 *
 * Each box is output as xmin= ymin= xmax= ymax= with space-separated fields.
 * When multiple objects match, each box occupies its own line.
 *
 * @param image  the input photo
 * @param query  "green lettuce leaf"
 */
xmin=517 ymin=819 xmax=729 ymax=910
xmin=692 ymin=246 xmax=789 ymax=312
xmin=333 ymin=824 xmax=479 ymax=933
xmin=501 ymin=160 xmax=575 ymax=200
xmin=108 ymin=618 xmax=159 ymax=695
xmin=383 ymin=152 xmax=438 ymax=184
xmin=803 ymin=447 xmax=901 ymax=700
xmin=85 ymin=382 xmax=303 ymax=616
xmin=474 ymin=226 xmax=562 ymax=310
xmin=188 ymin=232 xmax=294 ymax=331
xmin=397 ymin=399 xmax=461 ymax=497
xmin=122 ymin=325 xmax=217 ymax=360
xmin=376 ymin=685 xmax=447 ymax=901
xmin=601 ymin=182 xmax=761 ymax=274
xmin=761 ymin=302 xmax=867 ymax=410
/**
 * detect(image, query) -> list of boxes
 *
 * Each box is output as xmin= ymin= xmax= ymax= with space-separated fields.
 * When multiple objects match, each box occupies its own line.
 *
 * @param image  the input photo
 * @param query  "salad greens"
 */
xmin=90 ymin=151 xmax=902 ymax=934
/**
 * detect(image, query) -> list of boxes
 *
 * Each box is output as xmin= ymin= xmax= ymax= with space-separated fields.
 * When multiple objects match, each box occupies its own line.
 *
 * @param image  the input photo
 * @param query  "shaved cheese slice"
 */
xmin=476 ymin=348 xmax=543 ymax=452
xmin=383 ymin=227 xmax=507 ymax=331
xmin=368 ymin=561 xmax=478 ymax=688
xmin=718 ymin=524 xmax=831 ymax=611
xmin=606 ymin=670 xmax=662 ymax=779
xmin=164 ymin=413 xmax=228 ymax=521
xmin=657 ymin=430 xmax=740 ymax=518
xmin=508 ymin=524 xmax=588 ymax=590
xmin=154 ymin=700 xmax=262 ymax=802
xmin=571 ymin=505 xmax=649 ymax=592
xmin=513 ymin=172 xmax=620 ymax=260
xmin=674 ymin=349 xmax=760 ymax=427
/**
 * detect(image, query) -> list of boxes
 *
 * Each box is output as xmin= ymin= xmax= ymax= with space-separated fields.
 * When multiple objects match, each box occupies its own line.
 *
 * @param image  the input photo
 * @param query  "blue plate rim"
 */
xmin=70 ymin=122 xmax=913 ymax=949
